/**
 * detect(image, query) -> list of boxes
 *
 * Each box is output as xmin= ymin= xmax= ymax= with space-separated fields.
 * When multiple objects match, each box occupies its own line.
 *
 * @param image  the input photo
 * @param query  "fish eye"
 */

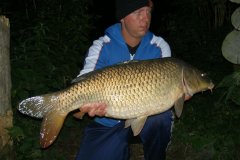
xmin=201 ymin=73 xmax=208 ymax=77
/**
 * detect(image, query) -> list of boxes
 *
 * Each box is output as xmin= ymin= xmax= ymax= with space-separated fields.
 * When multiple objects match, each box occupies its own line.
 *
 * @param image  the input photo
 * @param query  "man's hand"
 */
xmin=81 ymin=103 xmax=107 ymax=117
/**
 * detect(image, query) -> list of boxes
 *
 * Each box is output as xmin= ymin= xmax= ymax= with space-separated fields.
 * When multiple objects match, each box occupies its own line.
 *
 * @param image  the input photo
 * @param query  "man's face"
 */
xmin=121 ymin=6 xmax=152 ymax=39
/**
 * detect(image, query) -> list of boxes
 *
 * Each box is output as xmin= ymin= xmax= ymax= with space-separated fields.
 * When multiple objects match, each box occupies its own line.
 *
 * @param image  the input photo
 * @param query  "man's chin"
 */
xmin=138 ymin=30 xmax=148 ymax=37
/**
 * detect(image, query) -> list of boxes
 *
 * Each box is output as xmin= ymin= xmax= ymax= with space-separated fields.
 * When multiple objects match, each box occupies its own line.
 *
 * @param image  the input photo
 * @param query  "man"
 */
xmin=76 ymin=0 xmax=173 ymax=159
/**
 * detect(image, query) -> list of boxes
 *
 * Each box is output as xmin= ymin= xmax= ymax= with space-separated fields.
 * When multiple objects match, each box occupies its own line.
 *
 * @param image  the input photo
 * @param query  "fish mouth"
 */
xmin=208 ymin=82 xmax=215 ymax=92
xmin=200 ymin=82 xmax=214 ymax=93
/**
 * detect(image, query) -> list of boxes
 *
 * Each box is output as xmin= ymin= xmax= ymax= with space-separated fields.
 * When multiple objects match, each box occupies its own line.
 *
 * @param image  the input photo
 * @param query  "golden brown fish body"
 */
xmin=18 ymin=57 xmax=214 ymax=148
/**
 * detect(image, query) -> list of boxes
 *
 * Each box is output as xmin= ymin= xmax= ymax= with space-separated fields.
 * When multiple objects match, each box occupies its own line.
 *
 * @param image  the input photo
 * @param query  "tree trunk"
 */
xmin=0 ymin=16 xmax=14 ymax=159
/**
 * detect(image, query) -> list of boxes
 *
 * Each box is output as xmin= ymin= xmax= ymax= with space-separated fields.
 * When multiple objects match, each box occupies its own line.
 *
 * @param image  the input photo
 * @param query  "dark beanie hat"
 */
xmin=115 ymin=0 xmax=151 ymax=21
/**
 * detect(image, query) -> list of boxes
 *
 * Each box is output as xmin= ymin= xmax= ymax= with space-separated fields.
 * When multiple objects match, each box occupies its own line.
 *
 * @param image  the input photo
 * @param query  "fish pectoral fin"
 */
xmin=73 ymin=110 xmax=85 ymax=119
xmin=40 ymin=110 xmax=67 ymax=148
xmin=125 ymin=116 xmax=147 ymax=136
xmin=174 ymin=95 xmax=185 ymax=118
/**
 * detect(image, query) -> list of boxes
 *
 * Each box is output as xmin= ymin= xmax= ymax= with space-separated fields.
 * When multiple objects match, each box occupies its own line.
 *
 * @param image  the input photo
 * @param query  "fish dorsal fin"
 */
xmin=174 ymin=95 xmax=185 ymax=118
xmin=71 ymin=73 xmax=92 ymax=83
xmin=125 ymin=116 xmax=147 ymax=136
xmin=122 ymin=60 xmax=139 ymax=64
xmin=40 ymin=110 xmax=68 ymax=148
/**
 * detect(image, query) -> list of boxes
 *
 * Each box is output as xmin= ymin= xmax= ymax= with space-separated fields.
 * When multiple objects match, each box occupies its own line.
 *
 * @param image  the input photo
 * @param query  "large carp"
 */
xmin=18 ymin=57 xmax=214 ymax=148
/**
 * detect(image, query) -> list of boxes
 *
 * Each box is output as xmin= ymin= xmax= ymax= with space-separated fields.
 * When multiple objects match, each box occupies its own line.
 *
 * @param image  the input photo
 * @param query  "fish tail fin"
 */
xmin=40 ymin=110 xmax=67 ymax=148
xmin=18 ymin=92 xmax=68 ymax=148
xmin=18 ymin=93 xmax=59 ymax=118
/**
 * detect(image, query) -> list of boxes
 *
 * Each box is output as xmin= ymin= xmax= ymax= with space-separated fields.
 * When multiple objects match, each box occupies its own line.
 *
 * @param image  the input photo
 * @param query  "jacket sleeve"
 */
xmin=151 ymin=35 xmax=171 ymax=58
xmin=77 ymin=35 xmax=110 ymax=77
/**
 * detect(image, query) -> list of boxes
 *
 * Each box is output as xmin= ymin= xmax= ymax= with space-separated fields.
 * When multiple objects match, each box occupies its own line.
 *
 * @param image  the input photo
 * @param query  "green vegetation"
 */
xmin=0 ymin=0 xmax=239 ymax=159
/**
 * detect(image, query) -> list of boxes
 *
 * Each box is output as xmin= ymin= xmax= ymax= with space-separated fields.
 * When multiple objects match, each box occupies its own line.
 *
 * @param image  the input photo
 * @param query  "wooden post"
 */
xmin=0 ymin=16 xmax=14 ymax=159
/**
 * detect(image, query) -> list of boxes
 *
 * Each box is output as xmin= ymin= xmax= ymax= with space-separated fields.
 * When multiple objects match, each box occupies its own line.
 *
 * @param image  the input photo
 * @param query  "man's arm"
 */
xmin=76 ymin=36 xmax=110 ymax=117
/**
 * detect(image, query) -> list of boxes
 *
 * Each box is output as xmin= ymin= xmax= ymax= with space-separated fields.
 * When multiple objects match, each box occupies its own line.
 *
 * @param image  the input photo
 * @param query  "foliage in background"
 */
xmin=9 ymin=0 xmax=97 ymax=99
xmin=1 ymin=0 xmax=97 ymax=159
xmin=163 ymin=0 xmax=240 ymax=159
xmin=0 ymin=0 xmax=239 ymax=159
xmin=217 ymin=71 xmax=240 ymax=105
xmin=219 ymin=0 xmax=240 ymax=107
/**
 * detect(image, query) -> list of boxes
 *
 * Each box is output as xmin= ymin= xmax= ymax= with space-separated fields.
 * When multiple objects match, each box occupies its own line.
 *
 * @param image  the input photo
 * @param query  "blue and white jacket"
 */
xmin=78 ymin=23 xmax=171 ymax=127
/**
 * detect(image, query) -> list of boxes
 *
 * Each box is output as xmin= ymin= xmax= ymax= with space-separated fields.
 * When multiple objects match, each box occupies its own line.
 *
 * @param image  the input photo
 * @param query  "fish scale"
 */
xmin=17 ymin=57 xmax=214 ymax=148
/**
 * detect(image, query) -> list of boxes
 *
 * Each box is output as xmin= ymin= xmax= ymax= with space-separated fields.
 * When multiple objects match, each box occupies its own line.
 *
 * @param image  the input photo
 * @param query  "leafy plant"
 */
xmin=219 ymin=0 xmax=240 ymax=106
xmin=4 ymin=0 xmax=98 ymax=159
xmin=217 ymin=71 xmax=240 ymax=105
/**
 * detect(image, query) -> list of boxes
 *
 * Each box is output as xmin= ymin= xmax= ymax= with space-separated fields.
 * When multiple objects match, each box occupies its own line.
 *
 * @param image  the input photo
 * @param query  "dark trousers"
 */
xmin=75 ymin=110 xmax=173 ymax=160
